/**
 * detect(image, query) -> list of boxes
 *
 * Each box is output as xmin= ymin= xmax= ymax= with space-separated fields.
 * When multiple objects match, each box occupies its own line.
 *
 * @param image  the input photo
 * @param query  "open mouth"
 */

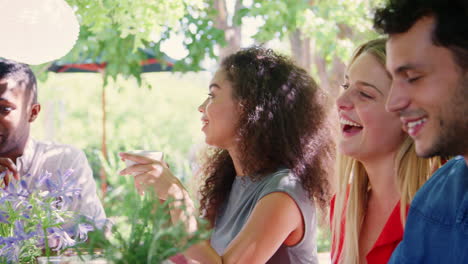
xmin=201 ymin=119 xmax=209 ymax=130
xmin=405 ymin=117 xmax=427 ymax=137
xmin=340 ymin=117 xmax=363 ymax=136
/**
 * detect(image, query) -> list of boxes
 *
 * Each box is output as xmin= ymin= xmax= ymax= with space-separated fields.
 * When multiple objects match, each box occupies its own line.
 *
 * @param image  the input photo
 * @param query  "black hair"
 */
xmin=374 ymin=0 xmax=468 ymax=70
xmin=199 ymin=46 xmax=334 ymax=224
xmin=0 ymin=58 xmax=37 ymax=103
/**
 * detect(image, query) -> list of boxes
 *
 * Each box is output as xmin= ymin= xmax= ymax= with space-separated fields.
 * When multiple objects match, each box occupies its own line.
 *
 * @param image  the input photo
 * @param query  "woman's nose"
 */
xmin=198 ymin=99 xmax=207 ymax=113
xmin=336 ymin=92 xmax=353 ymax=111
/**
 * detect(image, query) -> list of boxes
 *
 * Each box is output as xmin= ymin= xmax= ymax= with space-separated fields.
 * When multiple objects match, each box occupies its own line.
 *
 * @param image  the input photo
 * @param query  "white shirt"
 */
xmin=15 ymin=138 xmax=106 ymax=224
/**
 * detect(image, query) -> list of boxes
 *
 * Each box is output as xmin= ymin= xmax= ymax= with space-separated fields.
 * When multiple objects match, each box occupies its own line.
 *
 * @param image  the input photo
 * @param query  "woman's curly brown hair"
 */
xmin=199 ymin=46 xmax=334 ymax=225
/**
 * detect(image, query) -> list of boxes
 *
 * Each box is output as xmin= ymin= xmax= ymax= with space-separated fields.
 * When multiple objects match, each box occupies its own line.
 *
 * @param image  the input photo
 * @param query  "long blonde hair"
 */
xmin=331 ymin=39 xmax=442 ymax=264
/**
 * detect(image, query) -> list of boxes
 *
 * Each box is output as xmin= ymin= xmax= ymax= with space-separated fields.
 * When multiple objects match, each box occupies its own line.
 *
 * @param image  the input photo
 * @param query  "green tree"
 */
xmin=33 ymin=0 xmax=385 ymax=195
xmin=238 ymin=0 xmax=383 ymax=96
xmin=41 ymin=0 xmax=223 ymax=83
xmin=174 ymin=0 xmax=383 ymax=95
xmin=38 ymin=0 xmax=383 ymax=95
xmin=35 ymin=0 xmax=222 ymax=196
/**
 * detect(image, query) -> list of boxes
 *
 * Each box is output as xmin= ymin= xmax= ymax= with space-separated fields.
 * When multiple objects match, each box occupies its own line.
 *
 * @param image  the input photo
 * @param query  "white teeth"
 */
xmin=340 ymin=117 xmax=362 ymax=127
xmin=407 ymin=118 xmax=427 ymax=129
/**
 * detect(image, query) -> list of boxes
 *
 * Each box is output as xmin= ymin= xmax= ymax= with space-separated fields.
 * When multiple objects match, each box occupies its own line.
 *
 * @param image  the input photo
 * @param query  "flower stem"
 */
xmin=43 ymin=225 xmax=51 ymax=257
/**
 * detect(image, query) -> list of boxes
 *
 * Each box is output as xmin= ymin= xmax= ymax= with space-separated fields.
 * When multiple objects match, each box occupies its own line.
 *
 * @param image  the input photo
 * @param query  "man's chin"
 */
xmin=415 ymin=135 xmax=465 ymax=158
xmin=0 ymin=145 xmax=12 ymax=157
xmin=414 ymin=139 xmax=440 ymax=158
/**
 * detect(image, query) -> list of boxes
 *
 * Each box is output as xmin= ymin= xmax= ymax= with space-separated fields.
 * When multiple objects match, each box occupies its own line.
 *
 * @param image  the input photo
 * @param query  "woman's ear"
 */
xmin=28 ymin=103 xmax=41 ymax=122
xmin=237 ymin=99 xmax=246 ymax=113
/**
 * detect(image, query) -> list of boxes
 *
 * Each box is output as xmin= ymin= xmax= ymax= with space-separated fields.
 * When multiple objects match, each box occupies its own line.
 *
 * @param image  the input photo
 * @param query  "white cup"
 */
xmin=123 ymin=150 xmax=164 ymax=167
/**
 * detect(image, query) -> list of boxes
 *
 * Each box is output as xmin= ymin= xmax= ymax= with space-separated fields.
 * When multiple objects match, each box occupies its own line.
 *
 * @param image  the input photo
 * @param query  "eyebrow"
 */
xmin=394 ymin=63 xmax=422 ymax=75
xmin=344 ymin=75 xmax=384 ymax=95
xmin=356 ymin=81 xmax=384 ymax=95
xmin=209 ymin=83 xmax=221 ymax=90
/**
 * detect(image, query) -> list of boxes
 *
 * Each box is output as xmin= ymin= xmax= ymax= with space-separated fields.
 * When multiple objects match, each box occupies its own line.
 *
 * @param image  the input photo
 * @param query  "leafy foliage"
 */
xmin=175 ymin=1 xmax=226 ymax=71
xmin=79 ymin=178 xmax=210 ymax=264
xmin=0 ymin=170 xmax=93 ymax=263
xmin=31 ymin=72 xmax=208 ymax=201
xmin=29 ymin=72 xmax=211 ymax=262
xmin=31 ymin=72 xmax=335 ymax=253
xmin=37 ymin=0 xmax=213 ymax=83
xmin=236 ymin=0 xmax=311 ymax=41
xmin=237 ymin=0 xmax=382 ymax=64
xmin=303 ymin=0 xmax=382 ymax=64
xmin=30 ymin=0 xmax=385 ymax=89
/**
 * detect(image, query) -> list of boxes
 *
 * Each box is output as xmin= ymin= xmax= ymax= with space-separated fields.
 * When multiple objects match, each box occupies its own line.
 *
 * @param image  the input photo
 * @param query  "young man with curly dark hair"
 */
xmin=373 ymin=0 xmax=468 ymax=263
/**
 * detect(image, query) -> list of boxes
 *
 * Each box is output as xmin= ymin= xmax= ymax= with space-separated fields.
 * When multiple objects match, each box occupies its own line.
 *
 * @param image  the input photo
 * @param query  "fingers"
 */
xmin=120 ymin=163 xmax=164 ymax=196
xmin=119 ymin=152 xmax=156 ymax=165
xmin=134 ymin=173 xmax=145 ymax=196
xmin=118 ymin=155 xmax=173 ymax=199
xmin=0 ymin=158 xmax=19 ymax=180
xmin=1 ymin=171 xmax=16 ymax=186
xmin=133 ymin=173 xmax=157 ymax=195
xmin=0 ymin=158 xmax=18 ymax=186
xmin=1 ymin=171 xmax=8 ymax=187
xmin=119 ymin=162 xmax=164 ymax=176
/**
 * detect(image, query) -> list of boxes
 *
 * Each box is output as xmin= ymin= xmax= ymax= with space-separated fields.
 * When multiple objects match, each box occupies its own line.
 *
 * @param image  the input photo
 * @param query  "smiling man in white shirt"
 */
xmin=0 ymin=58 xmax=105 ymax=224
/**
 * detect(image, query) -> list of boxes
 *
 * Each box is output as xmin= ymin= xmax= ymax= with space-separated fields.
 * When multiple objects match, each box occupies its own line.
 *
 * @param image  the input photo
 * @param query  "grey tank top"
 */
xmin=210 ymin=168 xmax=318 ymax=264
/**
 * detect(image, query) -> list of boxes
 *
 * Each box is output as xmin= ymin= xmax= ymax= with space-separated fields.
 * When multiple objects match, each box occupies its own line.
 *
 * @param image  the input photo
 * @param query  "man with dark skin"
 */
xmin=0 ymin=61 xmax=39 ymax=185
xmin=374 ymin=0 xmax=468 ymax=262
xmin=0 ymin=58 xmax=106 ymax=223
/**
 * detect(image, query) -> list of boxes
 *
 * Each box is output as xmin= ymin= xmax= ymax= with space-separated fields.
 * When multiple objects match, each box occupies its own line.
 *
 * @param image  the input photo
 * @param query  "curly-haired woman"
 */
xmin=120 ymin=46 xmax=334 ymax=264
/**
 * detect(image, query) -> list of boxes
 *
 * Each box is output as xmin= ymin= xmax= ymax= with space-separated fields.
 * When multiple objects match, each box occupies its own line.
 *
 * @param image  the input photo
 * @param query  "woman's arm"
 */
xmin=221 ymin=192 xmax=303 ymax=263
xmin=119 ymin=153 xmax=303 ymax=264
xmin=168 ymin=187 xmax=303 ymax=264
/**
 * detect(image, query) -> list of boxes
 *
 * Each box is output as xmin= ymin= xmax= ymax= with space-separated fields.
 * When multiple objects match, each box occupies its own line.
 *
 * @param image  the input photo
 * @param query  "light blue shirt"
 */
xmin=15 ymin=138 xmax=106 ymax=225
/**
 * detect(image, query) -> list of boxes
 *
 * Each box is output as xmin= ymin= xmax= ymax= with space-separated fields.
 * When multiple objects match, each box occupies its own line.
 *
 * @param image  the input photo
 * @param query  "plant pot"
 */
xmin=36 ymin=256 xmax=176 ymax=264
xmin=36 ymin=255 xmax=107 ymax=264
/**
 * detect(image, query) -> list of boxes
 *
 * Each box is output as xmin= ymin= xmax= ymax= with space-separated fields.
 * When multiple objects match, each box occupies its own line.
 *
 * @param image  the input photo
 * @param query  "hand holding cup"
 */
xmin=119 ymin=151 xmax=182 ymax=200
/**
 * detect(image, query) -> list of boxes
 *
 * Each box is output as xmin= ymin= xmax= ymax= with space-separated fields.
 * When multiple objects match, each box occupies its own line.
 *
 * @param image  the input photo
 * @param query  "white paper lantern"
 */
xmin=0 ymin=0 xmax=80 ymax=65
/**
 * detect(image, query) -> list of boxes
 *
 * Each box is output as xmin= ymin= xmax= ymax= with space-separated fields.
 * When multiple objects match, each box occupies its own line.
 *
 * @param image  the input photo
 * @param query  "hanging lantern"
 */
xmin=0 ymin=0 xmax=80 ymax=65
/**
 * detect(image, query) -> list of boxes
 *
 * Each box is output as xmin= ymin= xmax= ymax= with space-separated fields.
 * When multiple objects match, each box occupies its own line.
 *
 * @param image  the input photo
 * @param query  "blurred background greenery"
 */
xmin=31 ymin=72 xmax=209 ymax=206
xmin=31 ymin=72 xmax=333 ymax=252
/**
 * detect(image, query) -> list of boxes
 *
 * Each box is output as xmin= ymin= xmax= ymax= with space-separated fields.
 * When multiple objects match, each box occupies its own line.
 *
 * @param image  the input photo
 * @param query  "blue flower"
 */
xmin=34 ymin=171 xmax=52 ymax=189
xmin=0 ymin=211 xmax=9 ymax=224
xmin=47 ymin=227 xmax=76 ymax=251
xmin=0 ymin=240 xmax=20 ymax=263
xmin=0 ymin=221 xmax=36 ymax=263
xmin=0 ymin=169 xmax=95 ymax=262
xmin=74 ymin=223 xmax=94 ymax=242
xmin=41 ymin=169 xmax=82 ymax=209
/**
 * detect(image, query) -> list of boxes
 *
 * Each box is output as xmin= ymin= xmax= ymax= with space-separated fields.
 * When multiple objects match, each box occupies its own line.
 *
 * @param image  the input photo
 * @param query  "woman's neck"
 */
xmin=228 ymin=148 xmax=245 ymax=176
xmin=361 ymin=153 xmax=400 ymax=205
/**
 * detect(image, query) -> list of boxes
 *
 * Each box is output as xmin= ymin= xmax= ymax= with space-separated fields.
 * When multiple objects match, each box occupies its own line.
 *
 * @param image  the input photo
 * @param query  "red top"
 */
xmin=330 ymin=196 xmax=406 ymax=264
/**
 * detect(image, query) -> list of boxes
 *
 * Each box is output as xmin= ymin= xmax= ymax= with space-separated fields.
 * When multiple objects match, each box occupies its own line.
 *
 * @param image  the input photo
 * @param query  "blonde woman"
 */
xmin=330 ymin=39 xmax=442 ymax=264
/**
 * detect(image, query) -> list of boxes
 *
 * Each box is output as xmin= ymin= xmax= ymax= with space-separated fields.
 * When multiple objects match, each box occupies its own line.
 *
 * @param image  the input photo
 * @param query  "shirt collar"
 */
xmin=16 ymin=138 xmax=36 ymax=176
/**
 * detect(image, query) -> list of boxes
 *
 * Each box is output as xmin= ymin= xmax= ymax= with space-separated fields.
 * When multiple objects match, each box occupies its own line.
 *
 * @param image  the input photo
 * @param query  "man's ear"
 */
xmin=28 ymin=103 xmax=41 ymax=122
